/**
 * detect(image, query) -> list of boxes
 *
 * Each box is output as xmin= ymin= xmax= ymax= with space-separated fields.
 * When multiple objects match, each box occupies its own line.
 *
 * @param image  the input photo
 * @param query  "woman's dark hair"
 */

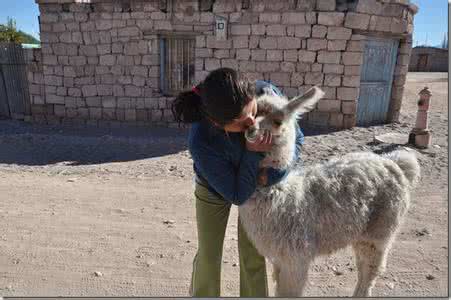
xmin=171 ymin=68 xmax=255 ymax=126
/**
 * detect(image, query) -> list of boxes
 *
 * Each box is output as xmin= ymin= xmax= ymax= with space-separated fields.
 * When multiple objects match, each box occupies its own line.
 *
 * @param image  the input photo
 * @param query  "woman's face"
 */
xmin=222 ymin=99 xmax=258 ymax=133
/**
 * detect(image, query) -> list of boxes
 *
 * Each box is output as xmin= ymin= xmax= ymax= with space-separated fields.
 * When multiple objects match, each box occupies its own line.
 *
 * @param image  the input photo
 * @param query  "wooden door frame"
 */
xmin=357 ymin=36 xmax=400 ymax=126
xmin=352 ymin=30 xmax=409 ymax=124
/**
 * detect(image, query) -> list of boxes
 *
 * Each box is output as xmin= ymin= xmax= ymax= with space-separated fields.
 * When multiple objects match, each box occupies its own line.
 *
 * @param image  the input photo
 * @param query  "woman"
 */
xmin=172 ymin=68 xmax=304 ymax=297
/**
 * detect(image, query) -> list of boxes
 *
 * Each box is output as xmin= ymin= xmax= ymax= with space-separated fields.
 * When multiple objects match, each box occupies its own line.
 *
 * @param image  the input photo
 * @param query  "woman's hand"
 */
xmin=246 ymin=129 xmax=273 ymax=152
xmin=257 ymin=168 xmax=268 ymax=186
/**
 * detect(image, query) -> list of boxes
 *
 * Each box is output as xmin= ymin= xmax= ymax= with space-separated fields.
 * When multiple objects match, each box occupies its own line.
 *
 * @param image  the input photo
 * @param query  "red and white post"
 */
xmin=409 ymin=87 xmax=432 ymax=148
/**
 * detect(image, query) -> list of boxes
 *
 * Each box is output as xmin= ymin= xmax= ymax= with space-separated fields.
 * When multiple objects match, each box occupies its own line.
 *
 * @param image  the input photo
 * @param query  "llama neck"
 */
xmin=260 ymin=128 xmax=296 ymax=170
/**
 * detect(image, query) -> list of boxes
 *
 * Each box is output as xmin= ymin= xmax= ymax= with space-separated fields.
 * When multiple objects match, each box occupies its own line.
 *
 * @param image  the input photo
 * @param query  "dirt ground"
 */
xmin=0 ymin=72 xmax=448 ymax=297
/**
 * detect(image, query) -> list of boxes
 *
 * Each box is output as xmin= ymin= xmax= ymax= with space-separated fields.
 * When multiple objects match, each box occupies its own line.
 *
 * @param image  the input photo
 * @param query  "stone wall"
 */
xmin=31 ymin=0 xmax=417 ymax=129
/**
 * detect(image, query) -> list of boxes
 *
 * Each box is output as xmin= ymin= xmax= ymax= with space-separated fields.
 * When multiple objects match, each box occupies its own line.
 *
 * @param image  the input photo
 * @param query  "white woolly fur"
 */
xmin=239 ymin=87 xmax=420 ymax=297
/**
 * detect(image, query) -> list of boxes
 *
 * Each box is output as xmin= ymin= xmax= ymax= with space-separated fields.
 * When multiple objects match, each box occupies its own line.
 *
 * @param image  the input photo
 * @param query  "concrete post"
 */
xmin=409 ymin=87 xmax=432 ymax=148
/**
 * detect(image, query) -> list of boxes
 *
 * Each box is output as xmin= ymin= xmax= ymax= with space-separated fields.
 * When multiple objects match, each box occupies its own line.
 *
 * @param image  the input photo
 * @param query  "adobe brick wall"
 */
xmin=24 ymin=48 xmax=45 ymax=122
xmin=409 ymin=47 xmax=448 ymax=72
xmin=30 ymin=0 xmax=417 ymax=129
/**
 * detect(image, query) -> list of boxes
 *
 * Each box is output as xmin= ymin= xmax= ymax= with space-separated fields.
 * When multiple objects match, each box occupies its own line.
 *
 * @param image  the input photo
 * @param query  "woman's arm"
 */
xmin=255 ymin=80 xmax=283 ymax=97
xmin=190 ymin=139 xmax=264 ymax=205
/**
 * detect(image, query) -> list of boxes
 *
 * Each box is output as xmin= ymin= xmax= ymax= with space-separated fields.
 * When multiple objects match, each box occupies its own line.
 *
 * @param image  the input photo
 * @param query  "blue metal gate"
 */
xmin=357 ymin=37 xmax=399 ymax=126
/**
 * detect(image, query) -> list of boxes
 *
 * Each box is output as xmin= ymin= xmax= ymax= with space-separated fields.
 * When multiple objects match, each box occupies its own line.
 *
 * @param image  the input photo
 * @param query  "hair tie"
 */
xmin=192 ymin=86 xmax=200 ymax=96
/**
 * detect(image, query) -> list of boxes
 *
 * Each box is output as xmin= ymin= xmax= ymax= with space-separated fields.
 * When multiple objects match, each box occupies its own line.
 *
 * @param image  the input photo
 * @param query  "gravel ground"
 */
xmin=0 ymin=72 xmax=447 ymax=297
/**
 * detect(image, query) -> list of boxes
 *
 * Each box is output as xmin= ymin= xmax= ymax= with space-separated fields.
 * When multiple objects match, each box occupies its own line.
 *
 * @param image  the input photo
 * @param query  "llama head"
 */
xmin=246 ymin=86 xmax=325 ymax=146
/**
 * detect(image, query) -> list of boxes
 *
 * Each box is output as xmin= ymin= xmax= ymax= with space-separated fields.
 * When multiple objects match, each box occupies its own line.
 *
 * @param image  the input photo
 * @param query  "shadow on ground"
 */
xmin=0 ymin=120 xmax=400 ymax=167
xmin=0 ymin=120 xmax=190 ymax=166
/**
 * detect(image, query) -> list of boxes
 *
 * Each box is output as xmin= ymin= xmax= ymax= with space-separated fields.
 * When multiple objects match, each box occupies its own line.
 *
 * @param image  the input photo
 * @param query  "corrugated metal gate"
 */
xmin=0 ymin=43 xmax=31 ymax=119
xmin=357 ymin=37 xmax=399 ymax=126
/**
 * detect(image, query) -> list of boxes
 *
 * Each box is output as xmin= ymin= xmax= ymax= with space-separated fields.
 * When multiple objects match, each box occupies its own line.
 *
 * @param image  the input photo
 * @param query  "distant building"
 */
xmin=409 ymin=46 xmax=448 ymax=72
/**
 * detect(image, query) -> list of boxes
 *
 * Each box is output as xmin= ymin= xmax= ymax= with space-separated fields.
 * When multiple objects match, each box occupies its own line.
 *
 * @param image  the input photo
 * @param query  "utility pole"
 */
xmin=441 ymin=33 xmax=447 ymax=48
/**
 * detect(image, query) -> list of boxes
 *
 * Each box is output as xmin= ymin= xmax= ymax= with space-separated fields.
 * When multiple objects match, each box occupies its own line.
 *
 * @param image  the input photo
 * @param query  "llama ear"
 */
xmin=285 ymin=86 xmax=325 ymax=116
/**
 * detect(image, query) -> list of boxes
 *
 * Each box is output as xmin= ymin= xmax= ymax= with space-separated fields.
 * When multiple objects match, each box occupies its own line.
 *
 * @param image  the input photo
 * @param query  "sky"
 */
xmin=410 ymin=0 xmax=448 ymax=47
xmin=0 ymin=0 xmax=448 ymax=47
xmin=0 ymin=0 xmax=41 ymax=39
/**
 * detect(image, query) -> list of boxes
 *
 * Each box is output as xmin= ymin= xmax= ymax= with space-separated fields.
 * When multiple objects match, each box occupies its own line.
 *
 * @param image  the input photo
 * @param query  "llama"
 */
xmin=238 ymin=87 xmax=420 ymax=297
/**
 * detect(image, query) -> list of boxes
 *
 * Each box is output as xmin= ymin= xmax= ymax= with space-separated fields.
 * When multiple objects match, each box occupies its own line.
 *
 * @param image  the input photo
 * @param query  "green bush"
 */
xmin=0 ymin=17 xmax=40 ymax=44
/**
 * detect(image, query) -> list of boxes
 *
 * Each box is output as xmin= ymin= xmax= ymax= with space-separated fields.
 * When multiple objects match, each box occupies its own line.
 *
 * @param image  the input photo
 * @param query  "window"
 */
xmin=160 ymin=36 xmax=195 ymax=96
xmin=417 ymin=54 xmax=429 ymax=71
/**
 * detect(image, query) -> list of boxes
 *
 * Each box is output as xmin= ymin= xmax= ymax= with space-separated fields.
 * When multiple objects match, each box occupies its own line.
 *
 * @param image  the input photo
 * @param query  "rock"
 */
xmin=94 ymin=271 xmax=103 ymax=277
xmin=426 ymin=274 xmax=435 ymax=280
xmin=433 ymin=145 xmax=441 ymax=149
xmin=223 ymin=260 xmax=229 ymax=264
xmin=159 ymin=254 xmax=164 ymax=258
xmin=414 ymin=228 xmax=430 ymax=236
xmin=332 ymin=266 xmax=343 ymax=275
xmin=186 ymin=240 xmax=191 ymax=243
xmin=163 ymin=220 xmax=175 ymax=224
xmin=386 ymin=282 xmax=395 ymax=289
xmin=374 ymin=133 xmax=408 ymax=145
xmin=419 ymin=149 xmax=437 ymax=157
xmin=232 ymin=263 xmax=239 ymax=267
xmin=145 ymin=259 xmax=155 ymax=267
xmin=169 ymin=165 xmax=177 ymax=171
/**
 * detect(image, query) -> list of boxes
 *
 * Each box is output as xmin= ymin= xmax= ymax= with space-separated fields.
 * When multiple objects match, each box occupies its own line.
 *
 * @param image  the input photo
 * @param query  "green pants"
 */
xmin=190 ymin=182 xmax=268 ymax=297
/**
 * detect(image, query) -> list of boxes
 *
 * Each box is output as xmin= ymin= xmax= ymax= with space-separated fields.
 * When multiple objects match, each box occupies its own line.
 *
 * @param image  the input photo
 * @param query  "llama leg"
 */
xmin=274 ymin=260 xmax=309 ymax=297
xmin=352 ymin=240 xmax=391 ymax=297
xmin=272 ymin=263 xmax=280 ymax=296
xmin=272 ymin=262 xmax=281 ymax=292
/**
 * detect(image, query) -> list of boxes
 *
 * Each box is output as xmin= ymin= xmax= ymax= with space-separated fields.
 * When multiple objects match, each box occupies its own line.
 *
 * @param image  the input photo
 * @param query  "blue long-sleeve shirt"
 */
xmin=188 ymin=81 xmax=304 ymax=205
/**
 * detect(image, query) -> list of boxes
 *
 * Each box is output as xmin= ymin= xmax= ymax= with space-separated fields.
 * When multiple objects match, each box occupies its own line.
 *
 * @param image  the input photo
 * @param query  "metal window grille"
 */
xmin=160 ymin=36 xmax=195 ymax=96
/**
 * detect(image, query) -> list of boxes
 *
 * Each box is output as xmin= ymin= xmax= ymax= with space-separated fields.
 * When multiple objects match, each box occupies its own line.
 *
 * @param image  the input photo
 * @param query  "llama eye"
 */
xmin=256 ymin=109 xmax=269 ymax=117
xmin=273 ymin=120 xmax=282 ymax=127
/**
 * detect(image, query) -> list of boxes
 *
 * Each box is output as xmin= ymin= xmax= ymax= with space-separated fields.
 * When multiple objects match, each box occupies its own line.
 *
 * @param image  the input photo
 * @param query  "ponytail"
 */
xmin=172 ymin=68 xmax=255 ymax=125
xmin=171 ymin=90 xmax=203 ymax=123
